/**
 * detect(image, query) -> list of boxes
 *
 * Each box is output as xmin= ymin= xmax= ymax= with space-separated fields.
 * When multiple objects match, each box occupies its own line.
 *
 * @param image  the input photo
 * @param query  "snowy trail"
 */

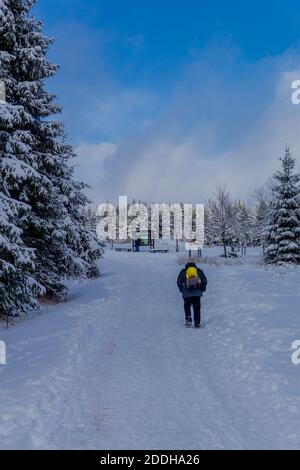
xmin=0 ymin=250 xmax=300 ymax=449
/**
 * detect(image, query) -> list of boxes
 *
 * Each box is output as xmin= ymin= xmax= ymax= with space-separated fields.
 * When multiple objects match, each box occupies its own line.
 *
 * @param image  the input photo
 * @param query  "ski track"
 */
xmin=0 ymin=250 xmax=300 ymax=449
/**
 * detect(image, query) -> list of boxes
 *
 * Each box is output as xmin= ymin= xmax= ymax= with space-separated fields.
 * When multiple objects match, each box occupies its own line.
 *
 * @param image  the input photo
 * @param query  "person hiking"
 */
xmin=177 ymin=262 xmax=207 ymax=328
xmin=134 ymin=237 xmax=142 ymax=252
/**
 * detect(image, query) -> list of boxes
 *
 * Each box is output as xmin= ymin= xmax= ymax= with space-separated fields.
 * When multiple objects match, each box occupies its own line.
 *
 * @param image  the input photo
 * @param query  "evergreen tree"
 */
xmin=0 ymin=0 xmax=101 ymax=313
xmin=0 ymin=192 xmax=43 ymax=316
xmin=265 ymin=148 xmax=300 ymax=264
xmin=0 ymin=0 xmax=43 ymax=316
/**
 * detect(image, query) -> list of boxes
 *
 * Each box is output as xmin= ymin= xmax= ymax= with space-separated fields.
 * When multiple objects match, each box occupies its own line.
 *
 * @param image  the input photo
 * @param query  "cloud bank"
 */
xmin=73 ymin=42 xmax=300 ymax=204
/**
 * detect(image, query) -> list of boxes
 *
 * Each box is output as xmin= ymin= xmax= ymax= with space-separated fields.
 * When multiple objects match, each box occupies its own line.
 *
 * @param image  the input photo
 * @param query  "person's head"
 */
xmin=185 ymin=262 xmax=197 ymax=269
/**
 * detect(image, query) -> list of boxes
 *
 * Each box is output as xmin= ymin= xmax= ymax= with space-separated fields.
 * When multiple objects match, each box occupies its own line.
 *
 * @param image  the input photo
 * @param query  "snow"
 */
xmin=0 ymin=248 xmax=300 ymax=449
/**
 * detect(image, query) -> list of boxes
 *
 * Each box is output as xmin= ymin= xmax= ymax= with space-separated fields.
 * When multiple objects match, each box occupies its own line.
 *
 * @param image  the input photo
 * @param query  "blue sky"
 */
xmin=33 ymin=0 xmax=300 ymax=203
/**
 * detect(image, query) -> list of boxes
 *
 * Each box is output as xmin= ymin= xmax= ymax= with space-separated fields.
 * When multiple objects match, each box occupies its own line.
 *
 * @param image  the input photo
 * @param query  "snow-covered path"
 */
xmin=1 ymin=250 xmax=300 ymax=449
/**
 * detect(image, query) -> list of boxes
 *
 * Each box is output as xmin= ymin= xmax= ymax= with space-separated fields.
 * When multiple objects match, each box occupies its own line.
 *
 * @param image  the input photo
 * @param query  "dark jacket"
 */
xmin=177 ymin=262 xmax=207 ymax=299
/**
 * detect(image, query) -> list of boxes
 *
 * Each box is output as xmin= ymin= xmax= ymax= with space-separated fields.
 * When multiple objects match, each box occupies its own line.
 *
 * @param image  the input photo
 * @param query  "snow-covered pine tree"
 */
xmin=84 ymin=206 xmax=98 ymax=232
xmin=0 ymin=192 xmax=43 ymax=316
xmin=0 ymin=0 xmax=43 ymax=316
xmin=265 ymin=147 xmax=300 ymax=264
xmin=0 ymin=0 xmax=101 ymax=308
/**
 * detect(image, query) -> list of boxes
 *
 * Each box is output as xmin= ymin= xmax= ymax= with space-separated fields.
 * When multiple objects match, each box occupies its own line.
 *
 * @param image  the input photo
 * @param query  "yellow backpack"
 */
xmin=186 ymin=267 xmax=201 ymax=290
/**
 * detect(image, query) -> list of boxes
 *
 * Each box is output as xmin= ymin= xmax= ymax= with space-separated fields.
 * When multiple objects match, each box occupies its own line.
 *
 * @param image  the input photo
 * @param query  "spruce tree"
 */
xmin=265 ymin=148 xmax=300 ymax=264
xmin=0 ymin=192 xmax=43 ymax=316
xmin=0 ymin=0 xmax=43 ymax=316
xmin=0 ymin=0 xmax=101 ymax=312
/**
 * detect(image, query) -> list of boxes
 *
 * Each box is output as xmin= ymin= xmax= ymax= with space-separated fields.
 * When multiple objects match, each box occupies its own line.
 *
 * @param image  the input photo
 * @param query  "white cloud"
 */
xmin=71 ymin=42 xmax=300 ymax=204
xmin=94 ymin=46 xmax=300 ymax=204
xmin=75 ymin=142 xmax=118 ymax=200
xmin=82 ymin=88 xmax=159 ymax=140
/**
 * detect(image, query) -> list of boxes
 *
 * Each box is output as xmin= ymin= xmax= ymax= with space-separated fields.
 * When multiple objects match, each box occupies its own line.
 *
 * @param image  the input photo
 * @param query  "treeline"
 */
xmin=87 ymin=148 xmax=300 ymax=264
xmin=206 ymin=148 xmax=300 ymax=264
xmin=205 ymin=184 xmax=269 ymax=257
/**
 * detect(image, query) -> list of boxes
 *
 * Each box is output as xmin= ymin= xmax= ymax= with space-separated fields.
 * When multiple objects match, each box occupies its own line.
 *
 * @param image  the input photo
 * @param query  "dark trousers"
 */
xmin=184 ymin=297 xmax=201 ymax=325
